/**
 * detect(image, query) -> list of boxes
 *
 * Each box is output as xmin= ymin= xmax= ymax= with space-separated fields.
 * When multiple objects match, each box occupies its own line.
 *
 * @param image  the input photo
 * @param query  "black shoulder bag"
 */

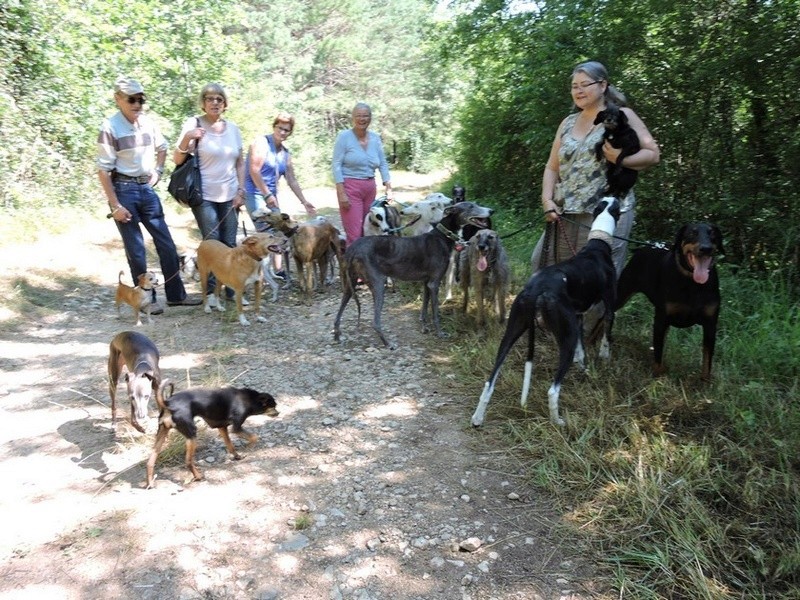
xmin=168 ymin=117 xmax=204 ymax=207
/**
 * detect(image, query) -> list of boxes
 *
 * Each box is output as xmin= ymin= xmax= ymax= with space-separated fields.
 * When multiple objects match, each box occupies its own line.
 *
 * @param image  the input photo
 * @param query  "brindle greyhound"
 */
xmin=333 ymin=201 xmax=493 ymax=349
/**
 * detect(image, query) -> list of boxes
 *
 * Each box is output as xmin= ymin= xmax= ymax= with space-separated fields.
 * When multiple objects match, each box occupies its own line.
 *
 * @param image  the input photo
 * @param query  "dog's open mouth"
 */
xmin=685 ymin=251 xmax=713 ymax=284
xmin=469 ymin=217 xmax=491 ymax=229
xmin=267 ymin=244 xmax=283 ymax=253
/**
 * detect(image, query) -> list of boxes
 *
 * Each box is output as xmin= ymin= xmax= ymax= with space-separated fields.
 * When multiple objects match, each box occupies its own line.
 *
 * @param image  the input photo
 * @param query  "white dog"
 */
xmin=399 ymin=193 xmax=453 ymax=237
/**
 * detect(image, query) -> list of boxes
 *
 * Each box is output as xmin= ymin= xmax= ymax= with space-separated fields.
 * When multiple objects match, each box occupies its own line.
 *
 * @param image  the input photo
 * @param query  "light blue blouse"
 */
xmin=332 ymin=129 xmax=390 ymax=184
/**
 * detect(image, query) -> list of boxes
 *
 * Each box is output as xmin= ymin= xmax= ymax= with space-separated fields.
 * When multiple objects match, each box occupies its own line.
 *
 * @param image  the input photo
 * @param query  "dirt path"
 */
xmin=0 ymin=172 xmax=601 ymax=600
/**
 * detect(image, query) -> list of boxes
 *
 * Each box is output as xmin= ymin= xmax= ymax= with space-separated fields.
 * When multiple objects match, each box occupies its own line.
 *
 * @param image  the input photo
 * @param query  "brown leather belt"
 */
xmin=114 ymin=173 xmax=151 ymax=184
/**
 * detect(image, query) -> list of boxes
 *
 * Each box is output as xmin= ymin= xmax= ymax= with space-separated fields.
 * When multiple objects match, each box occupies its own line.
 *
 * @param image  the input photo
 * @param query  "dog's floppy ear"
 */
xmin=593 ymin=110 xmax=606 ymax=125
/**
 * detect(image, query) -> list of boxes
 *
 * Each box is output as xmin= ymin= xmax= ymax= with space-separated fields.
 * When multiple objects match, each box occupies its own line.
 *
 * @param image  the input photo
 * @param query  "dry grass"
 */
xmin=437 ymin=221 xmax=800 ymax=599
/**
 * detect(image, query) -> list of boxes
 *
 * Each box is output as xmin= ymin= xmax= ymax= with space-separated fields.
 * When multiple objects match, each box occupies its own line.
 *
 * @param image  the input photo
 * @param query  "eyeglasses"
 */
xmin=571 ymin=81 xmax=602 ymax=92
xmin=204 ymin=96 xmax=225 ymax=104
xmin=125 ymin=95 xmax=146 ymax=105
xmin=276 ymin=126 xmax=293 ymax=135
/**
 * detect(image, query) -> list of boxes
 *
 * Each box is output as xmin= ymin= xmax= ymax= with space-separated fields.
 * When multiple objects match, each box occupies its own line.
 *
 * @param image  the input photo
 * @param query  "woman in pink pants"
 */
xmin=332 ymin=102 xmax=392 ymax=247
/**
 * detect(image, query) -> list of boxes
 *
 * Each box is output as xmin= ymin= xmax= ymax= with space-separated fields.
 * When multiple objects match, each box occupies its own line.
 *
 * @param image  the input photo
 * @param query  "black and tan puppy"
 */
xmin=146 ymin=379 xmax=279 ymax=488
xmin=616 ymin=223 xmax=723 ymax=380
xmin=594 ymin=103 xmax=641 ymax=199
xmin=108 ymin=331 xmax=161 ymax=433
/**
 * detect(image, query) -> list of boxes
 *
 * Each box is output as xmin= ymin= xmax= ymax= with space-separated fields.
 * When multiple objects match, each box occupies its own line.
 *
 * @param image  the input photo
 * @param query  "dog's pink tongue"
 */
xmin=690 ymin=255 xmax=712 ymax=284
xmin=477 ymin=255 xmax=488 ymax=272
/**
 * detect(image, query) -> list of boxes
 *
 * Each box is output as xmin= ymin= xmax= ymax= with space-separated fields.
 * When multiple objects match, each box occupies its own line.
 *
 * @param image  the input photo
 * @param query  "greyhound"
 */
xmin=107 ymin=330 xmax=161 ymax=432
xmin=471 ymin=198 xmax=620 ymax=427
xmin=333 ymin=201 xmax=494 ymax=348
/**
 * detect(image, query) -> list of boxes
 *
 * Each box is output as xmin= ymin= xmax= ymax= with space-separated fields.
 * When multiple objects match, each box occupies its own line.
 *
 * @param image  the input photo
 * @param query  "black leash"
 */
xmin=498 ymin=221 xmax=535 ymax=240
xmin=557 ymin=213 xmax=669 ymax=250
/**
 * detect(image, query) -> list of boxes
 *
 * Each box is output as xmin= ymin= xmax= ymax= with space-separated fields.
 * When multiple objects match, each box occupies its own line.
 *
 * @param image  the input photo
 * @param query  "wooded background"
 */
xmin=2 ymin=0 xmax=798 ymax=281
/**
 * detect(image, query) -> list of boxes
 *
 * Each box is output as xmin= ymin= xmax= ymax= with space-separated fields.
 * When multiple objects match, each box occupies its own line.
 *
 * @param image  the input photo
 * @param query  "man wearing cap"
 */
xmin=97 ymin=76 xmax=201 ymax=310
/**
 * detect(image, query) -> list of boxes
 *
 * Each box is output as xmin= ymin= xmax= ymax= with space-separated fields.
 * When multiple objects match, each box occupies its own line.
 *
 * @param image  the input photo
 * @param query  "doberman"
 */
xmin=616 ymin=222 xmax=723 ymax=380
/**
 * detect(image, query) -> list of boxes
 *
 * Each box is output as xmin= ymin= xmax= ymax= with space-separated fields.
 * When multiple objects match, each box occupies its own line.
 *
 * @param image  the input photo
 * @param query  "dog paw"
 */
xmin=239 ymin=316 xmax=251 ymax=326
xmin=256 ymin=315 xmax=267 ymax=323
xmin=215 ymin=305 xmax=226 ymax=312
xmin=204 ymin=306 xmax=212 ymax=314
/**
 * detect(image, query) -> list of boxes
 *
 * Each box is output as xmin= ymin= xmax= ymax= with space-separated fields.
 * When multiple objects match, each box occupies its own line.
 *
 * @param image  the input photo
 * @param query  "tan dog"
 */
xmin=459 ymin=229 xmax=510 ymax=326
xmin=115 ymin=270 xmax=157 ymax=326
xmin=197 ymin=232 xmax=286 ymax=325
xmin=108 ymin=331 xmax=161 ymax=433
xmin=291 ymin=219 xmax=343 ymax=300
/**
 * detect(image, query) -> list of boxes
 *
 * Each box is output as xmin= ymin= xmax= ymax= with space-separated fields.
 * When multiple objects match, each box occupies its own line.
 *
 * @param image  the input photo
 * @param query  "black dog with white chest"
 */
xmin=594 ymin=104 xmax=641 ymax=199
xmin=616 ymin=222 xmax=723 ymax=380
xmin=471 ymin=198 xmax=620 ymax=427
xmin=146 ymin=380 xmax=279 ymax=488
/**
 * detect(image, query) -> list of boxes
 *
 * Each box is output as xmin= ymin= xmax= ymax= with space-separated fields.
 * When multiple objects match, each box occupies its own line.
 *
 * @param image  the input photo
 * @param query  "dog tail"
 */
xmin=118 ymin=270 xmax=125 ymax=284
xmin=155 ymin=378 xmax=174 ymax=411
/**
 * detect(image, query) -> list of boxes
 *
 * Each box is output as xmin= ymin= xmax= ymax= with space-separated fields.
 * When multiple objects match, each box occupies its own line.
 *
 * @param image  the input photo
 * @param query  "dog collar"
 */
xmin=435 ymin=222 xmax=465 ymax=245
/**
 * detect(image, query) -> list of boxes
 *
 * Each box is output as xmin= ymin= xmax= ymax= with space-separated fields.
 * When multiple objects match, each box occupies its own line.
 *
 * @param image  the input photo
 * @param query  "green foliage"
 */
xmin=0 ymin=0 xmax=458 ymax=230
xmin=447 ymin=0 xmax=800 ymax=281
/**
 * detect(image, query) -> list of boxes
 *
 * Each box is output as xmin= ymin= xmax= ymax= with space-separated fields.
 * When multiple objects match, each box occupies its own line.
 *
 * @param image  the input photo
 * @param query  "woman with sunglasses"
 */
xmin=531 ymin=61 xmax=660 ymax=274
xmin=243 ymin=112 xmax=316 ymax=278
xmin=173 ymin=83 xmax=245 ymax=306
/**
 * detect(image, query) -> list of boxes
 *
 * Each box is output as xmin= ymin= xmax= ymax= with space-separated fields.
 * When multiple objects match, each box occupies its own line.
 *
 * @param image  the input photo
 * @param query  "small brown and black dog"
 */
xmin=146 ymin=379 xmax=279 ymax=488
xmin=291 ymin=218 xmax=344 ymax=300
xmin=197 ymin=232 xmax=286 ymax=325
xmin=616 ymin=223 xmax=724 ymax=380
xmin=115 ymin=270 xmax=157 ymax=326
xmin=459 ymin=229 xmax=510 ymax=326
xmin=108 ymin=331 xmax=161 ymax=433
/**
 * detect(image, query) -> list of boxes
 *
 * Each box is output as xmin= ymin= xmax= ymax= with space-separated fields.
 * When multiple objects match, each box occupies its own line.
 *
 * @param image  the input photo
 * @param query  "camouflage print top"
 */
xmin=557 ymin=112 xmax=635 ymax=214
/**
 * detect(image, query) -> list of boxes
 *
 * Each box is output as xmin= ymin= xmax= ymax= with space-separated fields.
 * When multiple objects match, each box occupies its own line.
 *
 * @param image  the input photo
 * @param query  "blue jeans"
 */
xmin=244 ymin=191 xmax=277 ymax=233
xmin=191 ymin=200 xmax=238 ymax=298
xmin=114 ymin=180 xmax=187 ymax=303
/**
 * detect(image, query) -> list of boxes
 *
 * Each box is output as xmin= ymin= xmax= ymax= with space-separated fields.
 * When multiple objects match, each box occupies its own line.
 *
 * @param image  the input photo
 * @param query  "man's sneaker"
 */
xmin=142 ymin=301 xmax=164 ymax=316
xmin=167 ymin=294 xmax=203 ymax=307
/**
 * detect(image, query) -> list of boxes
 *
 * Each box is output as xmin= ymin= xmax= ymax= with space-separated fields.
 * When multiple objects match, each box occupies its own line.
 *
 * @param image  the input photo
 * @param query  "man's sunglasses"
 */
xmin=125 ymin=95 xmax=146 ymax=105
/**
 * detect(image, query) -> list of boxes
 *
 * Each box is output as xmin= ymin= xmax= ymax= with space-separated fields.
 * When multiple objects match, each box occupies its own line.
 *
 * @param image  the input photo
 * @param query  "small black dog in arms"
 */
xmin=146 ymin=380 xmax=279 ymax=488
xmin=594 ymin=103 xmax=640 ymax=199
xmin=616 ymin=222 xmax=723 ymax=380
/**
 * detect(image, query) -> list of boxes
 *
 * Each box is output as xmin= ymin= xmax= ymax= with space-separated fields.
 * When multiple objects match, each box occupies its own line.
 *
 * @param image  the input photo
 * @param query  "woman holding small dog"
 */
xmin=174 ymin=83 xmax=245 ymax=304
xmin=532 ymin=61 xmax=660 ymax=275
xmin=332 ymin=102 xmax=393 ymax=247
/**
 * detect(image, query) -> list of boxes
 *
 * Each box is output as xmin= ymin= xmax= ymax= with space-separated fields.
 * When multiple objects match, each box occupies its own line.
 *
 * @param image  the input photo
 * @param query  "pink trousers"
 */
xmin=339 ymin=178 xmax=377 ymax=247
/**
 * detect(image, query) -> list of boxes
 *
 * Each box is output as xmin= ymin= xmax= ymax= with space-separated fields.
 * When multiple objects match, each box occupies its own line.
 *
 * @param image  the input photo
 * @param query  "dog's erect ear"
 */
xmin=711 ymin=224 xmax=725 ymax=254
xmin=673 ymin=225 xmax=689 ymax=250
